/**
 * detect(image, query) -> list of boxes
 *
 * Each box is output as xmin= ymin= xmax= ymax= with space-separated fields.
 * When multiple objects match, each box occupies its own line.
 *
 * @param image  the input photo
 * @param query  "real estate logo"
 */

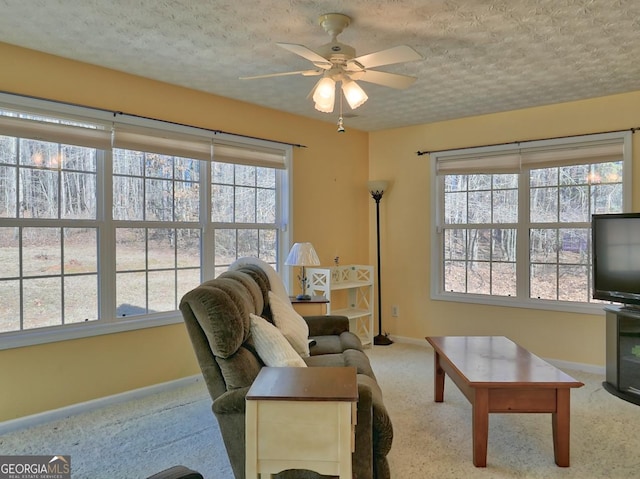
xmin=0 ymin=455 xmax=70 ymax=479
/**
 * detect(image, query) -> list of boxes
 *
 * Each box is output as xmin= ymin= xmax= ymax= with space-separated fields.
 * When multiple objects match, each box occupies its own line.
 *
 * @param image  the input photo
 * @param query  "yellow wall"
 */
xmin=369 ymin=92 xmax=640 ymax=367
xmin=3 ymin=39 xmax=640 ymax=422
xmin=0 ymin=42 xmax=369 ymax=421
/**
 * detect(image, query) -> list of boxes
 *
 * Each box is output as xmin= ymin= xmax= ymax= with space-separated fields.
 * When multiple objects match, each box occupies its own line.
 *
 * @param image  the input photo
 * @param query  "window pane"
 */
xmin=212 ymin=184 xmax=233 ymax=222
xmin=0 ymin=228 xmax=19 ymax=278
xmin=178 ymin=268 xmax=201 ymax=299
xmin=148 ymin=228 xmax=175 ymax=270
xmin=23 ymin=277 xmax=62 ymax=329
xmin=64 ymin=228 xmax=97 ymax=273
xmin=445 ymin=174 xmax=466 ymax=192
xmin=259 ymin=229 xmax=277 ymax=263
xmin=591 ymin=184 xmax=623 ymax=214
xmin=530 ymin=229 xmax=557 ymax=264
xmin=468 ymin=261 xmax=490 ymax=294
xmin=145 ymin=154 xmax=173 ymax=179
xmin=113 ymin=149 xmax=143 ymax=175
xmin=0 ymin=135 xmax=17 ymax=165
xmin=530 ymin=167 xmax=557 ymax=187
xmin=530 ymin=264 xmax=557 ymax=300
xmin=444 ymin=191 xmax=467 ymax=224
xmin=444 ymin=229 xmax=466 ymax=260
xmin=236 ymin=165 xmax=255 ymax=187
xmin=61 ymin=144 xmax=96 ymax=172
xmin=177 ymin=229 xmax=201 ymax=268
xmin=145 ymin=178 xmax=173 ymax=221
xmin=468 ymin=174 xmax=491 ymax=190
xmin=530 ymin=187 xmax=558 ymax=222
xmin=559 ymin=266 xmax=589 ymax=302
xmin=61 ymin=171 xmax=96 ymax=219
xmin=444 ymin=260 xmax=466 ymax=293
xmin=175 ymin=181 xmax=199 ymax=222
xmin=64 ymin=275 xmax=98 ymax=323
xmin=257 ymin=167 xmax=275 ymax=188
xmin=235 ymin=186 xmax=256 ymax=223
xmin=175 ymin=158 xmax=199 ymax=181
xmin=0 ymin=165 xmax=17 ymax=217
xmin=238 ymin=229 xmax=259 ymax=258
xmin=113 ymin=176 xmax=144 ymax=220
xmin=492 ymin=262 xmax=516 ymax=296
xmin=22 ymin=227 xmax=61 ymax=277
xmin=215 ymin=229 xmax=237 ymax=265
xmin=559 ymin=228 xmax=589 ymax=264
xmin=468 ymin=191 xmax=490 ymax=223
xmin=493 ymin=189 xmax=517 ymax=223
xmin=212 ymin=162 xmax=234 ymax=184
xmin=0 ymin=280 xmax=19 ymax=332
xmin=469 ymin=229 xmax=491 ymax=261
xmin=559 ymin=185 xmax=589 ymax=222
xmin=116 ymin=228 xmax=146 ymax=271
xmin=116 ymin=271 xmax=147 ymax=317
xmin=20 ymin=168 xmax=59 ymax=219
xmin=148 ymin=270 xmax=175 ymax=312
xmin=492 ymin=229 xmax=516 ymax=261
xmin=257 ymin=188 xmax=276 ymax=223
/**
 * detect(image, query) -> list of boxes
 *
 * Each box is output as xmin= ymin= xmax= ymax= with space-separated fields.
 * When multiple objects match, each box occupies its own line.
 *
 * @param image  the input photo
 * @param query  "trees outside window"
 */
xmin=0 ymin=101 xmax=289 ymax=343
xmin=432 ymin=132 xmax=629 ymax=312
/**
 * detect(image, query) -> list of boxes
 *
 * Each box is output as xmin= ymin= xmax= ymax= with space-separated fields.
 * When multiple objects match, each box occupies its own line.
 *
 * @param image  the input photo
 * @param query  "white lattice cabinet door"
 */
xmin=306 ymin=265 xmax=374 ymax=347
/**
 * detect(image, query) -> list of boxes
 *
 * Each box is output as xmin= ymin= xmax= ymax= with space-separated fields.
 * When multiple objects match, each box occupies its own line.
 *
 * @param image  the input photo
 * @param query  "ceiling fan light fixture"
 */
xmin=341 ymin=79 xmax=368 ymax=110
xmin=312 ymin=77 xmax=336 ymax=113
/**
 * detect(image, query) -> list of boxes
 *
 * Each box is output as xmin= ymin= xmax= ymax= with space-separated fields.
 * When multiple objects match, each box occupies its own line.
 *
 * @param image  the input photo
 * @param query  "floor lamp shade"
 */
xmin=285 ymin=242 xmax=320 ymax=300
xmin=369 ymin=181 xmax=393 ymax=346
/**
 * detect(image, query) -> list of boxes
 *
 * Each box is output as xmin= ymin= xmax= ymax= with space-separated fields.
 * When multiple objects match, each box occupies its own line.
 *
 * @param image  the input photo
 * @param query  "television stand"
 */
xmin=604 ymin=307 xmax=640 ymax=406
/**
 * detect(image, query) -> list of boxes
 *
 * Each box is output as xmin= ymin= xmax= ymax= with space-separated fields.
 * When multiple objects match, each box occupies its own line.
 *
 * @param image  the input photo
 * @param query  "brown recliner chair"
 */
xmin=179 ymin=258 xmax=392 ymax=479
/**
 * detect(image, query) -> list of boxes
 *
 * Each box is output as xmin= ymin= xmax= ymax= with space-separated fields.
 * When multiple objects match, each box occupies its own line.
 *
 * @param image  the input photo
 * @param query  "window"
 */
xmin=0 ymin=95 xmax=291 ymax=347
xmin=431 ymin=132 xmax=631 ymax=312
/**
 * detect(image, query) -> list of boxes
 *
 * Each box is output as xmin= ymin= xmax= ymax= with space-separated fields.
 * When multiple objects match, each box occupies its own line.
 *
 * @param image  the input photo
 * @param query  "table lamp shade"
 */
xmin=285 ymin=242 xmax=320 ymax=267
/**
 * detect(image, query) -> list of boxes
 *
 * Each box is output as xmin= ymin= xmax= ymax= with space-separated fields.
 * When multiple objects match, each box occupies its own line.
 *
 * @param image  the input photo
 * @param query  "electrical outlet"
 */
xmin=391 ymin=305 xmax=399 ymax=317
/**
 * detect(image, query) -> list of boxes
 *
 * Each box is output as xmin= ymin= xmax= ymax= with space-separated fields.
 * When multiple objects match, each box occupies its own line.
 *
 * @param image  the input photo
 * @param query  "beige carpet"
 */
xmin=1 ymin=342 xmax=638 ymax=478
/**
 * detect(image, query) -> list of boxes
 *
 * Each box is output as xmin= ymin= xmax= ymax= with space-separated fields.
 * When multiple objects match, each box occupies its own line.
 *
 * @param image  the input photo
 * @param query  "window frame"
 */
xmin=0 ymin=93 xmax=292 ymax=350
xmin=430 ymin=131 xmax=632 ymax=314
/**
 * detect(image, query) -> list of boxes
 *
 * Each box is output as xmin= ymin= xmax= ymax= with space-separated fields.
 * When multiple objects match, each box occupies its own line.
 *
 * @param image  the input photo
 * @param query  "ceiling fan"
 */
xmin=240 ymin=13 xmax=423 ymax=115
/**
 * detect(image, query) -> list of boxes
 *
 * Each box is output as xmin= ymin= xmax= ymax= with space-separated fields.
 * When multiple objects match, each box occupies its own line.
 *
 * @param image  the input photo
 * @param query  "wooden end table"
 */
xmin=289 ymin=295 xmax=329 ymax=316
xmin=425 ymin=336 xmax=584 ymax=467
xmin=245 ymin=366 xmax=358 ymax=478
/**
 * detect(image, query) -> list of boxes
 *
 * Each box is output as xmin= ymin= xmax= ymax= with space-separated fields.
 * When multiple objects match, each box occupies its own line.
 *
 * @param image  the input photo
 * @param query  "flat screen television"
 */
xmin=592 ymin=213 xmax=640 ymax=308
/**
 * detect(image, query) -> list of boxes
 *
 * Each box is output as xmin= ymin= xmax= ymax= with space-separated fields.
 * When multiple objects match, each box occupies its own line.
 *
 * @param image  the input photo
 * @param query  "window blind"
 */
xmin=434 ymin=133 xmax=625 ymax=175
xmin=0 ymin=115 xmax=112 ymax=150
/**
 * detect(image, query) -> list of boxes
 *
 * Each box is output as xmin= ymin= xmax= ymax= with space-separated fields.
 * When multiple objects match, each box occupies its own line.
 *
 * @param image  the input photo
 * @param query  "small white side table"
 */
xmin=245 ymin=366 xmax=358 ymax=478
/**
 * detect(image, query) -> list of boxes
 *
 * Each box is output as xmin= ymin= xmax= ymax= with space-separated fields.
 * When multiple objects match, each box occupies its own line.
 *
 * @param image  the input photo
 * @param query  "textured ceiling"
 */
xmin=1 ymin=0 xmax=640 ymax=131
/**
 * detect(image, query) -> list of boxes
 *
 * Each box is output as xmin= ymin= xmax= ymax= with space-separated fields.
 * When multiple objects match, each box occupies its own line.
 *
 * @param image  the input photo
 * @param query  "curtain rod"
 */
xmin=1 ymin=90 xmax=307 ymax=149
xmin=416 ymin=127 xmax=639 ymax=156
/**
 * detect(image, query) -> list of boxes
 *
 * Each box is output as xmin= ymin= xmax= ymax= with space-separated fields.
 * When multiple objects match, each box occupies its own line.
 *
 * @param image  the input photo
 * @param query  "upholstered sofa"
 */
xmin=179 ymin=257 xmax=392 ymax=479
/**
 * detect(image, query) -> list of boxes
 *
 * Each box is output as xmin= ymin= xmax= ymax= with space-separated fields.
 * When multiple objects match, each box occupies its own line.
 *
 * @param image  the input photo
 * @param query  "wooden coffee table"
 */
xmin=425 ymin=336 xmax=584 ymax=467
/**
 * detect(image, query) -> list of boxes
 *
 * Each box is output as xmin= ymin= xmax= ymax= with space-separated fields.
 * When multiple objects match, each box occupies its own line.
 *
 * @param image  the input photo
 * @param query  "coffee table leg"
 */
xmin=472 ymin=388 xmax=489 ymax=467
xmin=552 ymin=388 xmax=571 ymax=467
xmin=434 ymin=351 xmax=445 ymax=402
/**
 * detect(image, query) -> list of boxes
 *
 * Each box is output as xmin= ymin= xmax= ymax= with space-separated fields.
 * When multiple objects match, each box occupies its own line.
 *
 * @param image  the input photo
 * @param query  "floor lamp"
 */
xmin=369 ymin=180 xmax=393 ymax=346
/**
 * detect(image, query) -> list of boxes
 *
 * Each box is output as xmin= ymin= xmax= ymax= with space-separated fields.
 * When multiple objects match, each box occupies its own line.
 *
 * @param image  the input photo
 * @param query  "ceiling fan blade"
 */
xmin=356 ymin=70 xmax=417 ymax=89
xmin=239 ymin=69 xmax=322 ymax=80
xmin=350 ymin=45 xmax=422 ymax=69
xmin=276 ymin=43 xmax=332 ymax=68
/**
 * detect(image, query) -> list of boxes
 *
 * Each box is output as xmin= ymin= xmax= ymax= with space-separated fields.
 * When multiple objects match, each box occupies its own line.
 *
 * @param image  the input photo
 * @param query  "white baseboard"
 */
xmin=389 ymin=334 xmax=605 ymax=375
xmin=0 ymin=374 xmax=203 ymax=436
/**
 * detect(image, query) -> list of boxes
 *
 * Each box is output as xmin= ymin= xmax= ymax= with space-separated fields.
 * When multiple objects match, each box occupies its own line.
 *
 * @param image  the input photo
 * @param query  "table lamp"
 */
xmin=285 ymin=242 xmax=320 ymax=300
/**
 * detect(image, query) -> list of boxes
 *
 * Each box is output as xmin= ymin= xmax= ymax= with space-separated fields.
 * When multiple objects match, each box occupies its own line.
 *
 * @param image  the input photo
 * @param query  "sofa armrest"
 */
xmin=353 ymin=376 xmax=375 ymax=479
xmin=211 ymin=386 xmax=249 ymax=415
xmin=304 ymin=314 xmax=349 ymax=336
